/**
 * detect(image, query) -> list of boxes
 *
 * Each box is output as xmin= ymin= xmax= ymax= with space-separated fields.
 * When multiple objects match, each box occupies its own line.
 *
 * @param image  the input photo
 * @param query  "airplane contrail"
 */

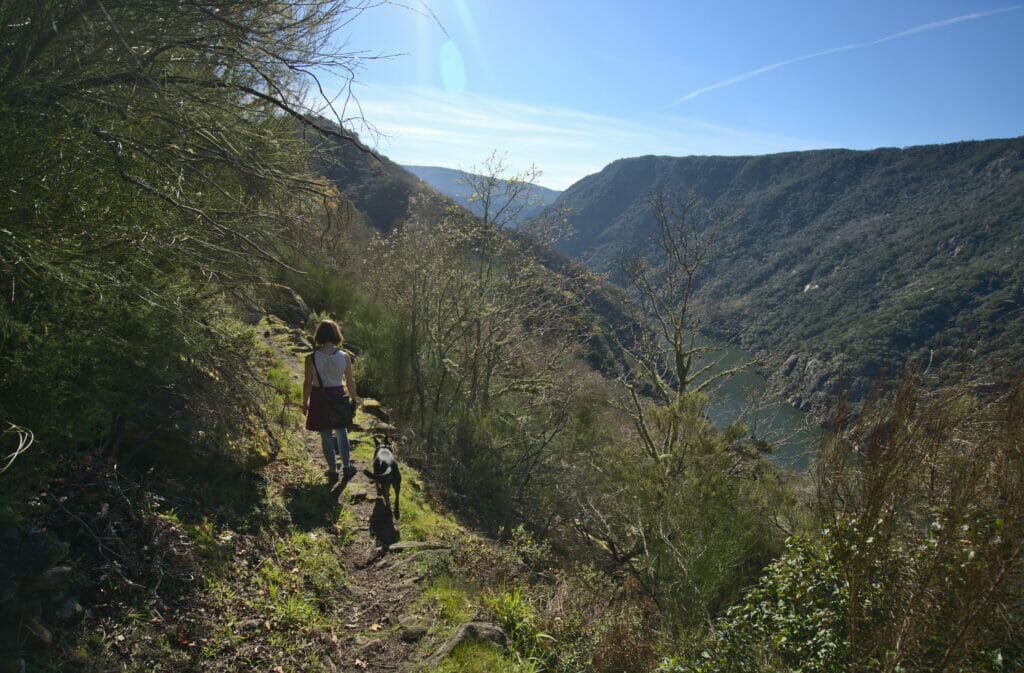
xmin=671 ymin=5 xmax=1024 ymax=106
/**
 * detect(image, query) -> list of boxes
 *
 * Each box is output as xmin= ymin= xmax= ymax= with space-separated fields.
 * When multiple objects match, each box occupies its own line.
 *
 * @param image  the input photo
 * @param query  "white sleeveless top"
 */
xmin=311 ymin=349 xmax=349 ymax=389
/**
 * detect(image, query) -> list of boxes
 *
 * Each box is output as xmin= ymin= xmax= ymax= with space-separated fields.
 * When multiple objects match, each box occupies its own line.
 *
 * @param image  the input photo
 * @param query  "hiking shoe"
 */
xmin=343 ymin=464 xmax=357 ymax=480
xmin=326 ymin=470 xmax=339 ymax=484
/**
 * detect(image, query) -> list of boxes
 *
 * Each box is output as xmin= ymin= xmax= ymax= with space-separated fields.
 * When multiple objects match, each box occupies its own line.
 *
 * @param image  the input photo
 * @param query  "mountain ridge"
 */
xmin=553 ymin=137 xmax=1024 ymax=411
xmin=405 ymin=164 xmax=561 ymax=224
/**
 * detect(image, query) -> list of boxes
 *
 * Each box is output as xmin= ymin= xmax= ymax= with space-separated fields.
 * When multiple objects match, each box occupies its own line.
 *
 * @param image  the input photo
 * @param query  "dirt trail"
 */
xmin=273 ymin=335 xmax=439 ymax=672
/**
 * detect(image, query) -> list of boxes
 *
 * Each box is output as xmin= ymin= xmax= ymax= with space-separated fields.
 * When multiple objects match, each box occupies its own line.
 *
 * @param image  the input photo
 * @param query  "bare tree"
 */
xmin=370 ymin=158 xmax=586 ymax=511
xmin=614 ymin=187 xmax=753 ymax=463
xmin=568 ymin=187 xmax=794 ymax=628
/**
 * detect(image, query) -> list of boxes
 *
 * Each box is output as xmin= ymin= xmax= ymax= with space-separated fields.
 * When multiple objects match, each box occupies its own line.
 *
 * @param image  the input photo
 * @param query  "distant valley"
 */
xmin=406 ymin=140 xmax=1024 ymax=415
xmin=553 ymin=138 xmax=1024 ymax=412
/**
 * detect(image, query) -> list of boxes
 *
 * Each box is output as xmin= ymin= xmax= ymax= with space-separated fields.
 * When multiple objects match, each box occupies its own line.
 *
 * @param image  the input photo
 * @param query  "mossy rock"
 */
xmin=358 ymin=398 xmax=390 ymax=422
xmin=260 ymin=284 xmax=309 ymax=327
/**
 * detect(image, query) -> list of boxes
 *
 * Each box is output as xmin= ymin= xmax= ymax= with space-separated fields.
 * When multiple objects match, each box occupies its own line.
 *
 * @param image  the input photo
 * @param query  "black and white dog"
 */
xmin=363 ymin=437 xmax=401 ymax=520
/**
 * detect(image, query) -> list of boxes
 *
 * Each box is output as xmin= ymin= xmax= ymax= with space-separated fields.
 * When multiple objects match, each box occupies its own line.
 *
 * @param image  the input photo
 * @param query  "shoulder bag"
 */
xmin=311 ymin=351 xmax=355 ymax=429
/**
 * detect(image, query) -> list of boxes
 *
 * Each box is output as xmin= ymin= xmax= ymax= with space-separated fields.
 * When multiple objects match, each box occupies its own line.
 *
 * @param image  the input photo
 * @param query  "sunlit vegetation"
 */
xmin=2 ymin=3 xmax=1022 ymax=672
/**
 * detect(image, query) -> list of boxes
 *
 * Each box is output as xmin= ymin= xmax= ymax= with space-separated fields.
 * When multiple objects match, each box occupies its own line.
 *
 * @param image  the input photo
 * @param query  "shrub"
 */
xmin=658 ymin=532 xmax=849 ymax=673
xmin=665 ymin=360 xmax=1024 ymax=673
xmin=817 ymin=361 xmax=1024 ymax=670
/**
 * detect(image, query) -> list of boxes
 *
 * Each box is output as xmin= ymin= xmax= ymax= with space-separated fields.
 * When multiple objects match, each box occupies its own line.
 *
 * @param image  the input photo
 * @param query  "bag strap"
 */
xmin=310 ymin=349 xmax=348 ymax=395
xmin=310 ymin=351 xmax=326 ymax=388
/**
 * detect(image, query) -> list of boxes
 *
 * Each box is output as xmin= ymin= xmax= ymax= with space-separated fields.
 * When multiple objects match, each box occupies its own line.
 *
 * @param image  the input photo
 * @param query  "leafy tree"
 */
xmin=0 ymin=0 xmax=374 ymax=467
xmin=658 ymin=533 xmax=850 ymax=673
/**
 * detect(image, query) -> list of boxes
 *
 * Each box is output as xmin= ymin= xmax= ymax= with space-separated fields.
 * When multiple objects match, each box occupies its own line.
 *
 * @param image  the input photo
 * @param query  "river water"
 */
xmin=692 ymin=338 xmax=824 ymax=471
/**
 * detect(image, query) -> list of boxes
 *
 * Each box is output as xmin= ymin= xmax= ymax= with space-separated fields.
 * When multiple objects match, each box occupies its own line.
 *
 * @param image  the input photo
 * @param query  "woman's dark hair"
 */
xmin=313 ymin=319 xmax=343 ymax=346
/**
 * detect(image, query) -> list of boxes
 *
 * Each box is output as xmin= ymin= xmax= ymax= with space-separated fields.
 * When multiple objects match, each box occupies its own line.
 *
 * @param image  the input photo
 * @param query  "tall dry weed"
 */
xmin=817 ymin=356 xmax=1024 ymax=670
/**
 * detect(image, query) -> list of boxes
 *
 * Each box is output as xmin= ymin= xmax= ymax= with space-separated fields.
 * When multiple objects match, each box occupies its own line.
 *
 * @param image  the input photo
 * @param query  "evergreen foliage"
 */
xmin=662 ymin=357 xmax=1024 ymax=673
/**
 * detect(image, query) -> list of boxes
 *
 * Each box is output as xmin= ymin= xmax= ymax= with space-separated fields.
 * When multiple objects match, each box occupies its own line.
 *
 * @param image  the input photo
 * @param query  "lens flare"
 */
xmin=440 ymin=39 xmax=466 ymax=94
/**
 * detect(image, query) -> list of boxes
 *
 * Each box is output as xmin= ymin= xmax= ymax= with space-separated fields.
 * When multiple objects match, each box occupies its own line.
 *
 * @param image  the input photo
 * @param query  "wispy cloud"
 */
xmin=346 ymin=85 xmax=820 ymax=189
xmin=672 ymin=5 xmax=1024 ymax=106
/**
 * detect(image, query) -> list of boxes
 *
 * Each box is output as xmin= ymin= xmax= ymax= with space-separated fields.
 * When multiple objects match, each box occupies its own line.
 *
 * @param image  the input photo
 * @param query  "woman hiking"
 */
xmin=302 ymin=319 xmax=358 ymax=483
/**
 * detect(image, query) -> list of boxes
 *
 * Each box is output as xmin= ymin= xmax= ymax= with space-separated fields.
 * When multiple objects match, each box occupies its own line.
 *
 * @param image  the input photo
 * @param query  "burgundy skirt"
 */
xmin=305 ymin=385 xmax=347 ymax=432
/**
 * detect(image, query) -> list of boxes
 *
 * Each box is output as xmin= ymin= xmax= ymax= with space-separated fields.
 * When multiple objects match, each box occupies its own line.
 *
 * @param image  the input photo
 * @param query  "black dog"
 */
xmin=363 ymin=437 xmax=401 ymax=520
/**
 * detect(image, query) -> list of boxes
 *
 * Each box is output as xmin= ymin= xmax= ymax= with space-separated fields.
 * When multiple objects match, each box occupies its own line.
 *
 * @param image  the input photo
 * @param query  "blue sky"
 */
xmin=323 ymin=1 xmax=1024 ymax=190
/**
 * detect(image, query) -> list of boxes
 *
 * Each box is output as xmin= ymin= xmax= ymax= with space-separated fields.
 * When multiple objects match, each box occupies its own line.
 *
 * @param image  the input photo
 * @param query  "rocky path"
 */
xmin=270 ymin=331 xmax=446 ymax=672
xmin=318 ymin=462 xmax=444 ymax=671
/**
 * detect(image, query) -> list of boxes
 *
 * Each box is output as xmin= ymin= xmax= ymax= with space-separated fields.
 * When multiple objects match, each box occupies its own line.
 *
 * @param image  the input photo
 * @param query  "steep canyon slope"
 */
xmin=554 ymin=138 xmax=1024 ymax=411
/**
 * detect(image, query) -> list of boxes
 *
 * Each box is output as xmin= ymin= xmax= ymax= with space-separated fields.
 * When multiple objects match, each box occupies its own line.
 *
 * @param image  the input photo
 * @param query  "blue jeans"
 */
xmin=320 ymin=428 xmax=351 ymax=473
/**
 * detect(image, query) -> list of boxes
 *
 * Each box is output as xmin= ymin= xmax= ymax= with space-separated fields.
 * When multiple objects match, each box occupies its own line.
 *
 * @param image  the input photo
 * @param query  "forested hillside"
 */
xmin=313 ymin=125 xmax=431 ymax=232
xmin=2 ymin=3 xmax=1023 ymax=672
xmin=555 ymin=140 xmax=1024 ymax=412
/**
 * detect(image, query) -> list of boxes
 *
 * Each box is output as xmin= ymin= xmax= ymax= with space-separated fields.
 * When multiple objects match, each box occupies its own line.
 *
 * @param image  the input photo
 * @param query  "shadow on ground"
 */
xmin=283 ymin=481 xmax=345 ymax=531
xmin=369 ymin=499 xmax=400 ymax=547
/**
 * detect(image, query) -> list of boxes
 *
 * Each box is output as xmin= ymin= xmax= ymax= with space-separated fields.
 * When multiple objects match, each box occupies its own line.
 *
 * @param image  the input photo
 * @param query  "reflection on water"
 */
xmin=692 ymin=337 xmax=823 ymax=471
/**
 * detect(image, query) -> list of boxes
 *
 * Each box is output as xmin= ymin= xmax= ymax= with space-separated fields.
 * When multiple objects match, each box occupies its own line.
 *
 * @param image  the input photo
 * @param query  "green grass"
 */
xmin=425 ymin=641 xmax=520 ymax=673
xmin=418 ymin=574 xmax=481 ymax=629
xmin=416 ymin=572 xmax=558 ymax=673
xmin=40 ymin=319 xmax=371 ymax=672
